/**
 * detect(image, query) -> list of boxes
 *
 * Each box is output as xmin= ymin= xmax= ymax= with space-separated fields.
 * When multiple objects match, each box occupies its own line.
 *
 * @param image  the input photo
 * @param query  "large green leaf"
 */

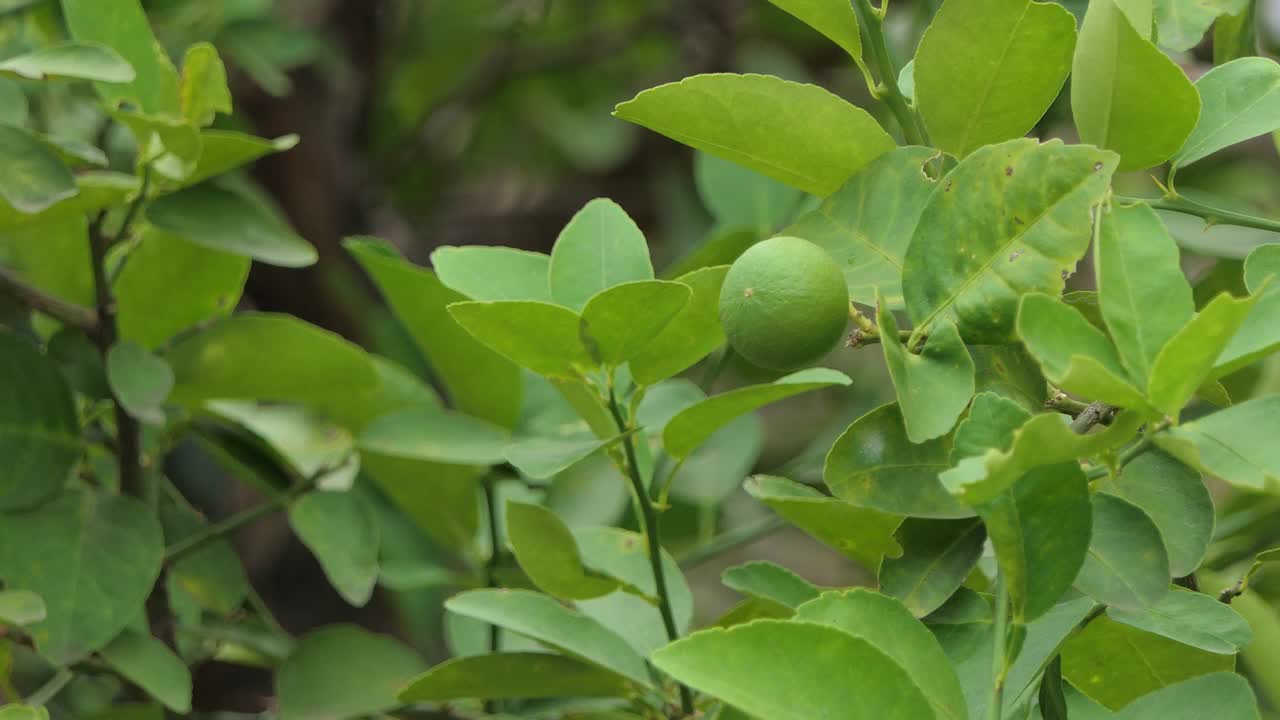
xmin=0 ymin=491 xmax=162 ymax=664
xmin=879 ymin=302 xmax=974 ymax=442
xmin=398 ymin=652 xmax=633 ymax=702
xmin=184 ymin=130 xmax=298 ymax=186
xmin=448 ymin=301 xmax=594 ymax=379
xmin=1113 ymin=673 xmax=1260 ymax=720
xmin=61 ymin=0 xmax=180 ymax=113
xmin=663 ymin=368 xmax=850 ymax=459
xmin=979 ymin=462 xmax=1092 ymax=622
xmin=1071 ymin=0 xmax=1200 ymax=171
xmin=824 ymin=403 xmax=969 ymax=518
xmin=547 ymin=198 xmax=653 ymax=311
xmin=580 ymin=280 xmax=690 ymax=365
xmin=146 ymin=183 xmax=317 ymax=268
xmin=615 ymin=73 xmax=894 ymax=197
xmin=785 ymin=146 xmax=936 ymax=307
xmin=914 ymin=0 xmax=1076 ymax=157
xmin=1146 ymin=290 xmax=1257 ymax=417
xmin=902 ymin=139 xmax=1116 ymax=342
xmin=880 ymin=518 xmax=985 ymax=618
xmin=207 ymin=401 xmax=358 ymax=490
xmin=1175 ymin=57 xmax=1280 ymax=167
xmin=1154 ymin=394 xmax=1280 ymax=491
xmin=1214 ymin=243 xmax=1280 ymax=375
xmin=100 ymin=630 xmax=192 ymax=713
xmin=744 ymin=475 xmax=903 ymax=572
xmin=0 ymin=332 xmax=78 ymax=510
xmin=1108 ymin=588 xmax=1251 ymax=654
xmin=506 ymin=502 xmax=620 ymax=600
xmin=1155 ymin=0 xmax=1249 ymax=51
xmin=763 ymin=0 xmax=862 ymax=63
xmin=652 ymin=620 xmax=936 ymax=720
xmin=630 ymin=265 xmax=729 ymax=385
xmin=722 ymin=561 xmax=820 ymax=608
xmin=0 ymin=126 xmax=77 ymax=214
xmin=445 ymin=589 xmax=650 ymax=686
xmin=276 ymin=625 xmax=425 ymax=720
xmin=0 ymin=42 xmax=134 ymax=83
xmin=1097 ymin=450 xmax=1213 ymax=576
xmin=431 ymin=246 xmax=553 ymax=302
xmin=504 ymin=433 xmax=627 ymax=480
xmin=1096 ymin=203 xmax=1195 ymax=386
xmin=695 ymin=152 xmax=802 ymax=234
xmin=1074 ymin=494 xmax=1170 ymax=610
xmin=166 ymin=313 xmax=376 ymax=405
xmin=358 ymin=407 xmax=509 ymax=466
xmin=288 ymin=491 xmax=380 ymax=607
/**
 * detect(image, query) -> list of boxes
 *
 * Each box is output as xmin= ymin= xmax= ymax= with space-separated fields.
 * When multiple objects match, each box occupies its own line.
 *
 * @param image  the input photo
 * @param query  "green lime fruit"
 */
xmin=718 ymin=236 xmax=849 ymax=371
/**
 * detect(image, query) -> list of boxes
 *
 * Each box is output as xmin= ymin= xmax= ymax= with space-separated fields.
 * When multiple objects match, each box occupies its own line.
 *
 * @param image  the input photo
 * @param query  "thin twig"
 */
xmin=0 ymin=266 xmax=100 ymax=335
xmin=1069 ymin=402 xmax=1114 ymax=434
xmin=1119 ymin=194 xmax=1280 ymax=234
xmin=482 ymin=474 xmax=503 ymax=716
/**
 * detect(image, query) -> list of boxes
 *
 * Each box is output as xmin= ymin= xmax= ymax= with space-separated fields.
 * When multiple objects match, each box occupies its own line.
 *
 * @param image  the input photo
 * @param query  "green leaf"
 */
xmin=664 ymin=227 xmax=758 ymax=278
xmin=0 ymin=42 xmax=134 ymax=82
xmin=1097 ymin=450 xmax=1213 ymax=576
xmin=109 ymin=107 xmax=201 ymax=180
xmin=37 ymin=133 xmax=108 ymax=168
xmin=504 ymin=433 xmax=627 ymax=480
xmin=615 ymin=73 xmax=894 ymax=197
xmin=722 ymin=561 xmax=820 ymax=608
xmin=1115 ymin=673 xmax=1260 ymax=720
xmin=1075 ymin=494 xmax=1170 ymax=609
xmin=979 ymin=462 xmax=1092 ymax=622
xmin=0 ymin=125 xmax=76 ymax=214
xmin=547 ymin=198 xmax=653 ymax=311
xmin=951 ymin=392 xmax=1032 ymax=461
xmin=0 ymin=171 xmax=137 ymax=230
xmin=695 ymin=152 xmax=802 ymax=233
xmin=61 ymin=0 xmax=180 ymax=114
xmin=1177 ymin=57 xmax=1280 ymax=168
xmin=431 ymin=246 xmax=552 ymax=302
xmin=903 ymin=139 xmax=1117 ymax=341
xmin=445 ymin=589 xmax=651 ymax=686
xmin=447 ymin=300 xmax=594 ymax=378
xmin=630 ymin=266 xmax=730 ymax=386
xmin=1108 ymin=588 xmax=1251 ymax=654
xmin=179 ymin=42 xmax=231 ymax=127
xmin=167 ymin=313 xmax=377 ymax=405
xmin=880 ymin=518 xmax=985 ymax=618
xmin=1155 ymin=0 xmax=1249 ymax=51
xmin=671 ymin=414 xmax=765 ymax=506
xmin=1214 ymin=1 xmax=1257 ymax=65
xmin=146 ymin=183 xmax=317 ymax=267
xmin=346 ymin=237 xmax=522 ymax=427
xmin=651 ymin=620 xmax=936 ymax=719
xmin=207 ymin=401 xmax=358 ymax=490
xmin=1154 ymin=395 xmax=1280 ymax=491
xmin=914 ymin=0 xmax=1076 ymax=158
xmin=358 ymin=407 xmax=510 ymax=466
xmin=762 ymin=0 xmax=862 ymax=63
xmin=784 ymin=146 xmax=938 ymax=307
xmin=160 ymin=499 xmax=249 ymax=615
xmin=114 ymin=228 xmax=250 ymax=349
xmin=1071 ymin=0 xmax=1200 ymax=171
xmin=794 ymin=589 xmax=969 ymax=720
xmin=970 ymin=344 xmax=1050 ymax=412
xmin=184 ymin=130 xmax=299 ymax=186
xmin=663 ymin=367 xmax=851 ymax=459
xmin=288 ymin=491 xmax=380 ymax=607
xmin=276 ymin=625 xmax=425 ymax=720
xmin=0 ymin=708 xmax=47 ymax=720
xmin=0 ymin=332 xmax=78 ymax=510
xmin=1062 ymin=615 xmax=1234 ymax=710
xmin=99 ymin=630 xmax=192 ymax=713
xmin=506 ymin=501 xmax=620 ymax=600
xmin=1096 ymin=203 xmax=1195 ymax=386
xmin=744 ymin=475 xmax=903 ymax=572
xmin=0 ymin=491 xmax=162 ymax=663
xmin=1215 ymin=243 xmax=1280 ymax=375
xmin=398 ymin=652 xmax=634 ymax=702
xmin=0 ymin=77 xmax=27 ymax=125
xmin=1016 ymin=293 xmax=1150 ymax=409
xmin=0 ymin=590 xmax=44 ymax=626
xmin=580 ymin=280 xmax=691 ymax=365
xmin=879 ymin=302 xmax=975 ymax=443
xmin=824 ymin=403 xmax=969 ymax=518
xmin=1040 ymin=656 xmax=1069 ymax=720
xmin=1149 ymin=291 xmax=1257 ymax=417
xmin=107 ymin=340 xmax=174 ymax=425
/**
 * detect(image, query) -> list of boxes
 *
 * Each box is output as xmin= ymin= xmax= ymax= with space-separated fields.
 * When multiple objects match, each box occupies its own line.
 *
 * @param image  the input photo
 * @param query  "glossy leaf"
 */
xmin=1097 ymin=450 xmax=1213 ymax=576
xmin=881 ymin=518 xmax=985 ymax=618
xmin=1108 ymin=588 xmax=1251 ymax=654
xmin=903 ymin=139 xmax=1116 ymax=341
xmin=146 ymin=183 xmax=317 ymax=268
xmin=431 ymin=246 xmax=553 ymax=302
xmin=398 ymin=652 xmax=633 ymax=702
xmin=62 ymin=0 xmax=180 ymax=113
xmin=722 ymin=561 xmax=820 ymax=608
xmin=1215 ymin=243 xmax=1280 ymax=375
xmin=358 ymin=407 xmax=509 ymax=466
xmin=764 ymin=0 xmax=862 ymax=63
xmin=615 ymin=73 xmax=894 ymax=197
xmin=506 ymin=501 xmax=619 ymax=600
xmin=107 ymin=341 xmax=174 ymax=425
xmin=1075 ymin=494 xmax=1170 ymax=609
xmin=288 ymin=491 xmax=380 ymax=607
xmin=580 ymin=280 xmax=691 ymax=365
xmin=1154 ymin=394 xmax=1280 ymax=491
xmin=0 ymin=42 xmax=133 ymax=83
xmin=914 ymin=0 xmax=1076 ymax=157
xmin=1071 ymin=0 xmax=1200 ymax=171
xmin=448 ymin=301 xmax=594 ymax=378
xmin=276 ymin=625 xmax=425 ymax=720
xmin=178 ymin=42 xmax=231 ymax=127
xmin=0 ymin=126 xmax=76 ymax=214
xmin=0 ymin=332 xmax=79 ymax=510
xmin=879 ymin=301 xmax=974 ymax=442
xmin=100 ymin=630 xmax=192 ymax=713
xmin=1147 ymin=290 xmax=1257 ymax=417
xmin=548 ymin=198 xmax=653 ymax=311
xmin=630 ymin=265 xmax=730 ymax=385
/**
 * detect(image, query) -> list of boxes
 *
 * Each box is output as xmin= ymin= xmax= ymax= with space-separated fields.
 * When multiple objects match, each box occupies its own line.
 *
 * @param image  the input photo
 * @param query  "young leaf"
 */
xmin=107 ymin=340 xmax=174 ymax=425
xmin=825 ymin=403 xmax=970 ymax=519
xmin=615 ymin=74 xmax=894 ymax=197
xmin=651 ymin=620 xmax=936 ymax=720
xmin=0 ymin=126 xmax=77 ymax=214
xmin=951 ymin=392 xmax=1032 ymax=461
xmin=1154 ymin=394 xmax=1280 ymax=491
xmin=506 ymin=501 xmax=620 ymax=600
xmin=1113 ymin=672 xmax=1261 ymax=720
xmin=580 ymin=280 xmax=691 ymax=365
xmin=763 ymin=0 xmax=862 ymax=64
xmin=0 ymin=590 xmax=44 ymax=627
xmin=448 ymin=301 xmax=594 ymax=378
xmin=1071 ymin=0 xmax=1200 ymax=171
xmin=0 ymin=42 xmax=134 ymax=83
xmin=914 ymin=0 xmax=1076 ymax=158
xmin=1147 ymin=290 xmax=1257 ymax=417
xmin=99 ymin=630 xmax=192 ymax=714
xmin=743 ymin=475 xmax=903 ymax=572
xmin=109 ymin=107 xmax=201 ymax=180
xmin=630 ymin=265 xmax=730 ymax=385
xmin=398 ymin=652 xmax=633 ymax=702
xmin=880 ymin=518 xmax=986 ymax=618
xmin=1097 ymin=450 xmax=1213 ymax=576
xmin=179 ymin=42 xmax=231 ymax=127
xmin=1215 ymin=242 xmax=1280 ymax=375
xmin=146 ymin=183 xmax=317 ymax=268
xmin=878 ymin=303 xmax=975 ymax=443
xmin=902 ymin=139 xmax=1116 ymax=342
xmin=1154 ymin=0 xmax=1249 ymax=51
xmin=783 ymin=146 xmax=938 ymax=307
xmin=431 ymin=246 xmax=553 ymax=302
xmin=358 ymin=407 xmax=510 ymax=466
xmin=547 ymin=198 xmax=653 ymax=311
xmin=276 ymin=625 xmax=425 ymax=720
xmin=0 ymin=332 xmax=79 ymax=510
xmin=663 ymin=367 xmax=851 ymax=459
xmin=722 ymin=561 xmax=820 ymax=609
xmin=1074 ymin=494 xmax=1170 ymax=610
xmin=288 ymin=491 xmax=380 ymax=607
xmin=62 ymin=0 xmax=180 ymax=114
xmin=1108 ymin=588 xmax=1252 ymax=654
xmin=0 ymin=491 xmax=163 ymax=664
xmin=445 ymin=589 xmax=651 ymax=686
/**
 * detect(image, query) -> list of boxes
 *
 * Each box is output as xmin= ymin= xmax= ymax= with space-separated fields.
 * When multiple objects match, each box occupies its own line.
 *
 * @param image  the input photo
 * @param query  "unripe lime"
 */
xmin=718 ymin=236 xmax=849 ymax=371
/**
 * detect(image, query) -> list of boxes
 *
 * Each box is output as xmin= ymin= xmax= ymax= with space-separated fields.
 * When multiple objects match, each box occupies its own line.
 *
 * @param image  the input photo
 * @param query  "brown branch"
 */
xmin=0 ymin=265 xmax=99 ymax=335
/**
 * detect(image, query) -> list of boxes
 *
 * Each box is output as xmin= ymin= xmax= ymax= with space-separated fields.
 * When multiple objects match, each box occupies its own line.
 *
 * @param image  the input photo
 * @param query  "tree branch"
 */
xmin=0 ymin=265 xmax=100 ymax=335
xmin=1069 ymin=402 xmax=1114 ymax=434
xmin=1119 ymin=194 xmax=1280 ymax=234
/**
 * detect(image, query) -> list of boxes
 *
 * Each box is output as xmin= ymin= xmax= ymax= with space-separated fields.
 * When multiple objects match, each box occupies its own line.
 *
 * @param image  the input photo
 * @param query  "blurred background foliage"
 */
xmin=6 ymin=0 xmax=1280 ymax=713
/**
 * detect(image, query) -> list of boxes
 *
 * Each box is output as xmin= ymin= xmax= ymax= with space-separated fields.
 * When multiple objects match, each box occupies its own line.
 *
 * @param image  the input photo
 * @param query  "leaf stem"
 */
xmin=1119 ymin=194 xmax=1280 ymax=234
xmin=0 ymin=266 xmax=100 ymax=335
xmin=851 ymin=0 xmax=928 ymax=147
xmin=987 ymin=574 xmax=1010 ymax=720
xmin=24 ymin=668 xmax=73 ymax=706
xmin=606 ymin=383 xmax=693 ymax=717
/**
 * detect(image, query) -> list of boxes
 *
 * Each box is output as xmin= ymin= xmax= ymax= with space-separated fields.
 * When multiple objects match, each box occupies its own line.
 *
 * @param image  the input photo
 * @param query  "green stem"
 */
xmin=482 ymin=475 xmax=503 ymax=716
xmin=163 ymin=471 xmax=323 ymax=564
xmin=852 ymin=0 xmax=928 ymax=147
xmin=1119 ymin=194 xmax=1280 ymax=234
xmin=987 ymin=574 xmax=1010 ymax=720
xmin=24 ymin=668 xmax=73 ymax=706
xmin=606 ymin=384 xmax=693 ymax=717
